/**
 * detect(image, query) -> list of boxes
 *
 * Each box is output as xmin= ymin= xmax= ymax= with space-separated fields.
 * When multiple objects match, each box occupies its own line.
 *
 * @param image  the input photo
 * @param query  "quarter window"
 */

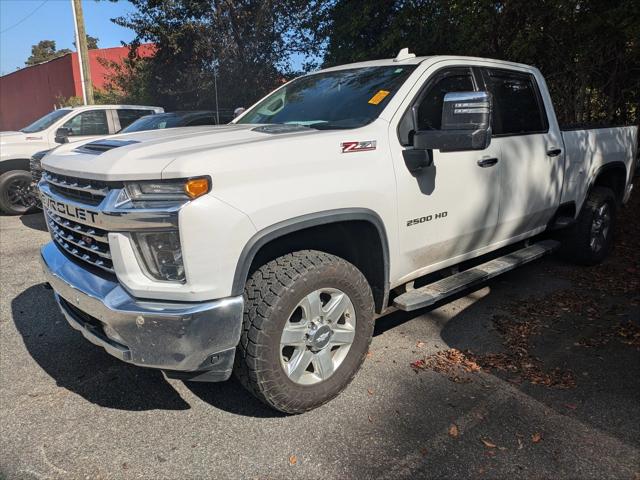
xmin=63 ymin=110 xmax=109 ymax=136
xmin=484 ymin=69 xmax=548 ymax=135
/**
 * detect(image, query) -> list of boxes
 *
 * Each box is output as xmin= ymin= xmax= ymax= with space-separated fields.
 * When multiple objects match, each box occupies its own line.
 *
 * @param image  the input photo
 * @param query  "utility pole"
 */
xmin=71 ymin=0 xmax=93 ymax=105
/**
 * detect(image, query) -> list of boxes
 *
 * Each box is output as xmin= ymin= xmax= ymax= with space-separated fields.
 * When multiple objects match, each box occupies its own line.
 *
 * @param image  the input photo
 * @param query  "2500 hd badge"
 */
xmin=407 ymin=211 xmax=448 ymax=227
xmin=41 ymin=195 xmax=99 ymax=223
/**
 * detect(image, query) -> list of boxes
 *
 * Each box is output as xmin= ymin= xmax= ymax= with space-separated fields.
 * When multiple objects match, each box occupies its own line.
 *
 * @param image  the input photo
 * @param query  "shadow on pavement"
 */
xmin=12 ymin=284 xmax=190 ymax=411
xmin=184 ymin=378 xmax=287 ymax=418
xmin=19 ymin=211 xmax=47 ymax=232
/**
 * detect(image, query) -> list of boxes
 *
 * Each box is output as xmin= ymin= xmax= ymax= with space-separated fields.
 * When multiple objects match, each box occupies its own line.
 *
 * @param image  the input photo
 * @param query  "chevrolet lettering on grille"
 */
xmin=41 ymin=194 xmax=99 ymax=223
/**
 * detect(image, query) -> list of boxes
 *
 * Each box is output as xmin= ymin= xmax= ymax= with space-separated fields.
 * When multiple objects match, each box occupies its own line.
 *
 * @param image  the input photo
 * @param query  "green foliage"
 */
xmin=98 ymin=56 xmax=156 ymax=105
xmin=54 ymin=94 xmax=83 ymax=108
xmin=26 ymin=35 xmax=99 ymax=67
xmin=25 ymin=40 xmax=72 ymax=66
xmin=73 ymin=35 xmax=100 ymax=50
xmin=323 ymin=0 xmax=640 ymax=126
xmin=111 ymin=0 xmax=329 ymax=111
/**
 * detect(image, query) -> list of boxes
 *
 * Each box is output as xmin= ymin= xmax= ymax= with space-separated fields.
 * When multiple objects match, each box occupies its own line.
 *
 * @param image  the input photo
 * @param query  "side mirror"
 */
xmin=414 ymin=91 xmax=492 ymax=152
xmin=54 ymin=127 xmax=70 ymax=144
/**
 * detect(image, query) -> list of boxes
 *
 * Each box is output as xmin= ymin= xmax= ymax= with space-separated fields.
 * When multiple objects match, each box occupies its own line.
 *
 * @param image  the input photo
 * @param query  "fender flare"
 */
xmin=0 ymin=158 xmax=31 ymax=175
xmin=583 ymin=161 xmax=628 ymax=208
xmin=231 ymin=208 xmax=390 ymax=305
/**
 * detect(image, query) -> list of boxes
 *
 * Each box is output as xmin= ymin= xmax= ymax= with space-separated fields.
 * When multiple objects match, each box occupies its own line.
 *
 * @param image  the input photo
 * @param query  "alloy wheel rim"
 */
xmin=6 ymin=178 xmax=32 ymax=209
xmin=280 ymin=288 xmax=356 ymax=385
xmin=589 ymin=203 xmax=611 ymax=253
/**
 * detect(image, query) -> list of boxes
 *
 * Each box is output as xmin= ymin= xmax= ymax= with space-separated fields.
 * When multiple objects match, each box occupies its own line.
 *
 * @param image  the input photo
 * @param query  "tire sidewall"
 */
xmin=254 ymin=259 xmax=374 ymax=407
xmin=579 ymin=188 xmax=616 ymax=264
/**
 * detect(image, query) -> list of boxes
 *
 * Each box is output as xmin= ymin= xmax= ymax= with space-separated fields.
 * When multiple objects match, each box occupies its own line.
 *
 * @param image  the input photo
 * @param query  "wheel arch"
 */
xmin=0 ymin=159 xmax=31 ymax=175
xmin=588 ymin=161 xmax=627 ymax=206
xmin=232 ymin=208 xmax=390 ymax=313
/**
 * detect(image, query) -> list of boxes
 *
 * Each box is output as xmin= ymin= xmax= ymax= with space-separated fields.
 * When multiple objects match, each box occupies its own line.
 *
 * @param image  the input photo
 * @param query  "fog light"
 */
xmin=134 ymin=231 xmax=185 ymax=282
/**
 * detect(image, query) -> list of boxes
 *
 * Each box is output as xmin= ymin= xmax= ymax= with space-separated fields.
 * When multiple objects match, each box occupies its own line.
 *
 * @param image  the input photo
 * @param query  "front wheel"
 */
xmin=234 ymin=250 xmax=375 ymax=414
xmin=0 ymin=170 xmax=35 ymax=215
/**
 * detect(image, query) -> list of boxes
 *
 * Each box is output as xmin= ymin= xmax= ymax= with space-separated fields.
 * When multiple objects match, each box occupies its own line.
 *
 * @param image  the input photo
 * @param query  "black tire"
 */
xmin=0 ymin=170 xmax=34 ymax=215
xmin=563 ymin=186 xmax=616 ymax=265
xmin=234 ymin=250 xmax=375 ymax=414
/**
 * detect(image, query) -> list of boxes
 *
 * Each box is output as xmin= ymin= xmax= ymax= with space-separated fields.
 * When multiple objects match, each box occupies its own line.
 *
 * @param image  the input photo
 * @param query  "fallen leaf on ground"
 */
xmin=367 ymin=388 xmax=374 ymax=396
xmin=448 ymin=424 xmax=459 ymax=438
xmin=481 ymin=439 xmax=497 ymax=448
xmin=368 ymin=415 xmax=373 ymax=423
xmin=531 ymin=433 xmax=542 ymax=444
xmin=289 ymin=455 xmax=297 ymax=466
xmin=416 ymin=341 xmax=426 ymax=348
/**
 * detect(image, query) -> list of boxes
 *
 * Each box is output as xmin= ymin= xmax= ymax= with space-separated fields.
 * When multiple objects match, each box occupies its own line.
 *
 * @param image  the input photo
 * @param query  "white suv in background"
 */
xmin=0 ymin=104 xmax=163 ymax=215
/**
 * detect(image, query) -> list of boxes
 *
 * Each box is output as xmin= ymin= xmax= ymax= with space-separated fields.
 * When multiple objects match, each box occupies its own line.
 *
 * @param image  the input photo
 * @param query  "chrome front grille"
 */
xmin=45 ymin=211 xmax=114 ymax=273
xmin=42 ymin=171 xmax=116 ymax=206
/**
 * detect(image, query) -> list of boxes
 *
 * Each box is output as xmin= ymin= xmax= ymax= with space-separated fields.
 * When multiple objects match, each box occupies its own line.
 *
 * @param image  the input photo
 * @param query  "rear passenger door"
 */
xmin=479 ymin=67 xmax=563 ymax=239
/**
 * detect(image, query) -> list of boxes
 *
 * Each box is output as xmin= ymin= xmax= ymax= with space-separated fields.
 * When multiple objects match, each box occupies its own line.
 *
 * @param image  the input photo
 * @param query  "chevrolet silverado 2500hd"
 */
xmin=0 ymin=104 xmax=162 ymax=215
xmin=38 ymin=50 xmax=638 ymax=413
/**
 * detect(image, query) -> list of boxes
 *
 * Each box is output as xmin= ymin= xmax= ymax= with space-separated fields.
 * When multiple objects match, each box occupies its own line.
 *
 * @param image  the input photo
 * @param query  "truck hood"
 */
xmin=40 ymin=124 xmax=331 ymax=181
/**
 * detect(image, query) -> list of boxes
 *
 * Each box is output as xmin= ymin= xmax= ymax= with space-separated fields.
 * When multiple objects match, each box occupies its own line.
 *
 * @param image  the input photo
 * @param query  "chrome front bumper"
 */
xmin=40 ymin=242 xmax=244 ymax=381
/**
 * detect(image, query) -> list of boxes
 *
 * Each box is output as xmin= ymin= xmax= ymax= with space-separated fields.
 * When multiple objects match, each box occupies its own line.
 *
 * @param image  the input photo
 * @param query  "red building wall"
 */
xmin=0 ymin=44 xmax=155 ymax=131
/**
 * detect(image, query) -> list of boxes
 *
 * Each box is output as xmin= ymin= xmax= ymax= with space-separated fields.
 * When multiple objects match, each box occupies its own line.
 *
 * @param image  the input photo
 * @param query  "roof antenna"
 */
xmin=394 ymin=48 xmax=416 ymax=62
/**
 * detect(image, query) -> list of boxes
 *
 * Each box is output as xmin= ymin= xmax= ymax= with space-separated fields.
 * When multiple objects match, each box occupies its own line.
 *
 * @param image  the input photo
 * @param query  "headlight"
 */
xmin=121 ymin=177 xmax=211 ymax=207
xmin=133 ymin=231 xmax=185 ymax=282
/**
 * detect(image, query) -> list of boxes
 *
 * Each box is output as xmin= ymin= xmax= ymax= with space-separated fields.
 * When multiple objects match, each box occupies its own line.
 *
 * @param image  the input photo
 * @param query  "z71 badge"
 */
xmin=341 ymin=141 xmax=376 ymax=153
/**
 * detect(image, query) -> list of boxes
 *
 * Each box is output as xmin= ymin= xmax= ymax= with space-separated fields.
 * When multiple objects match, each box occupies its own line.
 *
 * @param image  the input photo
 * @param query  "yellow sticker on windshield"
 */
xmin=368 ymin=90 xmax=390 ymax=105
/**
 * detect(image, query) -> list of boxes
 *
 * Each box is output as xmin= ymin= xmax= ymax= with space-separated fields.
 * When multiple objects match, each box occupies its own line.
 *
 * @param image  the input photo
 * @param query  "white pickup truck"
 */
xmin=0 ymin=104 xmax=162 ymax=215
xmin=38 ymin=51 xmax=638 ymax=413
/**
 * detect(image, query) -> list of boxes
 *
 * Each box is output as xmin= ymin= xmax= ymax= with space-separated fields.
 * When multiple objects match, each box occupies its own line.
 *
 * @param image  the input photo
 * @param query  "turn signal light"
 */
xmin=184 ymin=177 xmax=210 ymax=199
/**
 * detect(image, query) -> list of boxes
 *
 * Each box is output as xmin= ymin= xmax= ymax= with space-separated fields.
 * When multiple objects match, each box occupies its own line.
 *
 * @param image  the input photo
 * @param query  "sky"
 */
xmin=0 ymin=0 xmax=137 ymax=75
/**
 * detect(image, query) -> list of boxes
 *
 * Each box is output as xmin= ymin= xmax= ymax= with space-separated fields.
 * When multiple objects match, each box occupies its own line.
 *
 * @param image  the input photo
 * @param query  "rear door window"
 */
xmin=117 ymin=109 xmax=154 ymax=129
xmin=483 ymin=69 xmax=548 ymax=135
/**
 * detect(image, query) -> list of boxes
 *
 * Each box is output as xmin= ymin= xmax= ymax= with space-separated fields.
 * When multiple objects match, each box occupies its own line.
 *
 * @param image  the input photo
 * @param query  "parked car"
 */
xmin=38 ymin=50 xmax=638 ymax=413
xmin=0 ymin=104 xmax=163 ymax=214
xmin=120 ymin=111 xmax=219 ymax=133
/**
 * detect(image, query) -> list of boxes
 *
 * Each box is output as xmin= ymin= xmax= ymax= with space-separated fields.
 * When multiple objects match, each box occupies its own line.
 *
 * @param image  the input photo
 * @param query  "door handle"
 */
xmin=477 ymin=157 xmax=498 ymax=168
xmin=547 ymin=148 xmax=562 ymax=157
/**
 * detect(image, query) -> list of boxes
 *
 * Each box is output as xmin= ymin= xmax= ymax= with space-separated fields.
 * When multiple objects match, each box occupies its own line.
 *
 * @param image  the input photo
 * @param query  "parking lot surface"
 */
xmin=1 ymin=207 xmax=639 ymax=479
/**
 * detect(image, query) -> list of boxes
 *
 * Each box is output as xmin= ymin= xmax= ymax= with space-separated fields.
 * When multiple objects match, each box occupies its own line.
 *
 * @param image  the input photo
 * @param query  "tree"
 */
xmin=25 ymin=40 xmax=72 ymax=66
xmin=322 ymin=0 xmax=639 ymax=126
xmin=73 ymin=35 xmax=99 ymax=50
xmin=110 ymin=0 xmax=328 ymax=112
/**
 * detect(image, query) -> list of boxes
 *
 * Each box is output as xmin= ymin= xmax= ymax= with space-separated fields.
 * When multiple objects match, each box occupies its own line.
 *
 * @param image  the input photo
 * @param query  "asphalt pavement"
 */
xmin=1 ymin=211 xmax=638 ymax=479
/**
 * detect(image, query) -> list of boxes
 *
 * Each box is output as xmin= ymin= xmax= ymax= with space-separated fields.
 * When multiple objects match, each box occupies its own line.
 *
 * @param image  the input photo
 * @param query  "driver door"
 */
xmin=390 ymin=66 xmax=502 ymax=281
xmin=60 ymin=109 xmax=113 ymax=143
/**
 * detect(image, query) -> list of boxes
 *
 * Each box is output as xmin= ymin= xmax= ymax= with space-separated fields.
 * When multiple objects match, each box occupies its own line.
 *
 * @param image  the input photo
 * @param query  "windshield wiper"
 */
xmin=306 ymin=123 xmax=354 ymax=130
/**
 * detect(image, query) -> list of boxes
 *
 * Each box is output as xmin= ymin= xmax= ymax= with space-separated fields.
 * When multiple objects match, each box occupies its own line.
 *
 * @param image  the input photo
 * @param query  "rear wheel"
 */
xmin=0 ymin=170 xmax=35 ymax=215
xmin=563 ymin=186 xmax=616 ymax=265
xmin=234 ymin=250 xmax=375 ymax=414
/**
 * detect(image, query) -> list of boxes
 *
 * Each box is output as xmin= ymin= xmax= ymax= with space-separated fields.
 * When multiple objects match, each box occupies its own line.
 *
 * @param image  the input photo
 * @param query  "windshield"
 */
xmin=236 ymin=65 xmax=417 ymax=129
xmin=121 ymin=114 xmax=184 ymax=133
xmin=21 ymin=109 xmax=70 ymax=133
